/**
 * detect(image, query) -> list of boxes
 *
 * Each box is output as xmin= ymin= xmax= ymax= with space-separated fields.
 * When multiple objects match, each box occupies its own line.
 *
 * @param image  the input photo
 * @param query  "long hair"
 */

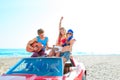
xmin=57 ymin=27 xmax=66 ymax=45
xmin=59 ymin=27 xmax=66 ymax=38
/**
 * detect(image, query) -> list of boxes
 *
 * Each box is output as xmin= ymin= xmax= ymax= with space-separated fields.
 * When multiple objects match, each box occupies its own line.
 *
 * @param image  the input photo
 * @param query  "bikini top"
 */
xmin=62 ymin=36 xmax=73 ymax=47
xmin=58 ymin=37 xmax=66 ymax=46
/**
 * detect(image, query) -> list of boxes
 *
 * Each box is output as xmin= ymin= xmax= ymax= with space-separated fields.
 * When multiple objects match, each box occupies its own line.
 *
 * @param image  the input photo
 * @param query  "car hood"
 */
xmin=1 ymin=74 xmax=63 ymax=80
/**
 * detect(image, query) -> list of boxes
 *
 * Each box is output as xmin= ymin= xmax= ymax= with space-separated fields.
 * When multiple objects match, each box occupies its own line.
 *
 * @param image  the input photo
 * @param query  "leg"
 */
xmin=62 ymin=57 xmax=67 ymax=64
xmin=31 ymin=52 xmax=39 ymax=57
xmin=38 ymin=49 xmax=46 ymax=56
xmin=60 ymin=51 xmax=71 ymax=74
xmin=60 ymin=51 xmax=70 ymax=64
xmin=55 ymin=52 xmax=60 ymax=57
xmin=62 ymin=56 xmax=71 ymax=74
xmin=31 ymin=49 xmax=46 ymax=57
xmin=48 ymin=50 xmax=55 ymax=57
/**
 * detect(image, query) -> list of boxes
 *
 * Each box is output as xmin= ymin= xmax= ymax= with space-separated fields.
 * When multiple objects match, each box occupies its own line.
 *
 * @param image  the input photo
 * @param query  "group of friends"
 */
xmin=26 ymin=17 xmax=76 ymax=63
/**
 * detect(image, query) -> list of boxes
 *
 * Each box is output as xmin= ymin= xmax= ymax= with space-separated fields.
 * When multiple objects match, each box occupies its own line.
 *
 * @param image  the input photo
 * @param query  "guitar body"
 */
xmin=26 ymin=41 xmax=43 ymax=52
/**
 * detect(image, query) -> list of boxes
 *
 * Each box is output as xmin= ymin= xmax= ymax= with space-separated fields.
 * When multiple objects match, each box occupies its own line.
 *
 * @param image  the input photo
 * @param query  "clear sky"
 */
xmin=0 ymin=0 xmax=120 ymax=54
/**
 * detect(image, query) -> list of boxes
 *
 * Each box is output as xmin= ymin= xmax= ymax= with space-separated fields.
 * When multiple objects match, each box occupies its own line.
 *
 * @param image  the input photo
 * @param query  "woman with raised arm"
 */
xmin=56 ymin=16 xmax=67 ymax=46
xmin=48 ymin=16 xmax=67 ymax=57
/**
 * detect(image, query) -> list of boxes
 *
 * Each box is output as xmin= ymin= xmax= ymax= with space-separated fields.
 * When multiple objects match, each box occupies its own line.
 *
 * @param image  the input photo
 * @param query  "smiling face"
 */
xmin=60 ymin=27 xmax=66 ymax=36
xmin=66 ymin=29 xmax=73 ymax=38
xmin=67 ymin=32 xmax=72 ymax=38
xmin=37 ymin=28 xmax=44 ymax=38
xmin=39 ymin=33 xmax=44 ymax=38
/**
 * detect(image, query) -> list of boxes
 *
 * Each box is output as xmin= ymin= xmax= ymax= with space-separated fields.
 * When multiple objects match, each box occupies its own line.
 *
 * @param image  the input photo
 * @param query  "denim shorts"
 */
xmin=60 ymin=51 xmax=70 ymax=61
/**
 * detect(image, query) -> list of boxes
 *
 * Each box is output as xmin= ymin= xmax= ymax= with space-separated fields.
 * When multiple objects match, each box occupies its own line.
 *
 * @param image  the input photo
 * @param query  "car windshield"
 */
xmin=6 ymin=58 xmax=63 ymax=76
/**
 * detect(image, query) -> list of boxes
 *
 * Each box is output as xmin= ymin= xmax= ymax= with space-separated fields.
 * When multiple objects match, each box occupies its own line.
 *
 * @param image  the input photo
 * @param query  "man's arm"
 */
xmin=45 ymin=40 xmax=53 ymax=50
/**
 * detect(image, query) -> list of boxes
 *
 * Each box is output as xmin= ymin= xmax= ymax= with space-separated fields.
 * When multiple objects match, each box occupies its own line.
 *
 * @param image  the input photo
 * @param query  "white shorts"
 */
xmin=54 ymin=46 xmax=62 ymax=53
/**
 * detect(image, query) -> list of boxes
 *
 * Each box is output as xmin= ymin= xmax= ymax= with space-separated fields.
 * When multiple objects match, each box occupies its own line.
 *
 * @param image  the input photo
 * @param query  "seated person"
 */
xmin=48 ymin=16 xmax=67 ymax=57
xmin=26 ymin=28 xmax=51 ymax=57
xmin=60 ymin=29 xmax=76 ymax=63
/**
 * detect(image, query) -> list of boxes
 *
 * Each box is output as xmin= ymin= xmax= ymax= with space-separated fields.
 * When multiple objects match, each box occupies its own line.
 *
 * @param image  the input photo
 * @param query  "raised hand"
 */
xmin=59 ymin=16 xmax=64 ymax=29
xmin=60 ymin=16 xmax=63 ymax=21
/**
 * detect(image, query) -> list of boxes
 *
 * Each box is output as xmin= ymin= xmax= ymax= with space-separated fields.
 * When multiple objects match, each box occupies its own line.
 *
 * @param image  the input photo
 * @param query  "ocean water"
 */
xmin=0 ymin=49 xmax=86 ymax=57
xmin=0 ymin=49 xmax=31 ymax=57
xmin=0 ymin=49 xmax=120 ymax=57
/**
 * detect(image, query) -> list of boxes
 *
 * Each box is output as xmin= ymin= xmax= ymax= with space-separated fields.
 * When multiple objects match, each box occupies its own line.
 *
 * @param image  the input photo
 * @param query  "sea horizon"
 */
xmin=0 ymin=48 xmax=120 ymax=57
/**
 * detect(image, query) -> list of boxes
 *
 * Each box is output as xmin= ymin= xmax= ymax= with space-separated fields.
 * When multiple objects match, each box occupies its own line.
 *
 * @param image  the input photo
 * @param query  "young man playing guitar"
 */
xmin=26 ymin=28 xmax=51 ymax=57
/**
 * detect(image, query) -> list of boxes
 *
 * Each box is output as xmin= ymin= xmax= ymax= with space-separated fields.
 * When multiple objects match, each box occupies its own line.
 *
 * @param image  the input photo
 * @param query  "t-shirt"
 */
xmin=36 ymin=36 xmax=48 ymax=50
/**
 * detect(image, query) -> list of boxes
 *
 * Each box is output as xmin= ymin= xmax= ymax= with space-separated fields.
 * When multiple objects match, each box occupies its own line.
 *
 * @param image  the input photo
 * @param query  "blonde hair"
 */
xmin=59 ymin=27 xmax=66 ymax=37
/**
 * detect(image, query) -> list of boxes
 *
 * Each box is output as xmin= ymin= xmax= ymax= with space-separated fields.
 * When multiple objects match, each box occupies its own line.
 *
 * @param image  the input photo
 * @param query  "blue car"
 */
xmin=0 ymin=57 xmax=86 ymax=80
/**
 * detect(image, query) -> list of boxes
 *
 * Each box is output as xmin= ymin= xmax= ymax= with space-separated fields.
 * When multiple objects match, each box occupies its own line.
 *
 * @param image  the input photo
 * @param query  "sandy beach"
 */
xmin=0 ymin=55 xmax=120 ymax=80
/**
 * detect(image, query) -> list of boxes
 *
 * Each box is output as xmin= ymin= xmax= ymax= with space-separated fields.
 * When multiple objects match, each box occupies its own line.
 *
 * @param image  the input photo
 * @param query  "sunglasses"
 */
xmin=67 ymin=33 xmax=72 ymax=34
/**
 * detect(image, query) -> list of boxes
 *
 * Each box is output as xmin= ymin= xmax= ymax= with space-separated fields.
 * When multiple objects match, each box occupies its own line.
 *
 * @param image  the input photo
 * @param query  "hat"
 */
xmin=67 ymin=29 xmax=74 ymax=34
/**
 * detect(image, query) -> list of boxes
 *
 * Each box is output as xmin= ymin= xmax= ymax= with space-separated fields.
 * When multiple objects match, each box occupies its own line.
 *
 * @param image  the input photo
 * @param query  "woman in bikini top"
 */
xmin=56 ymin=16 xmax=67 ymax=46
xmin=48 ymin=17 xmax=66 ymax=56
xmin=57 ymin=34 xmax=66 ymax=46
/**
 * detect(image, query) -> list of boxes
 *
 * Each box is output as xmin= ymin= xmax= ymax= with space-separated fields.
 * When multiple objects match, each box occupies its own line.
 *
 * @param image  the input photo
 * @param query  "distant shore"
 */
xmin=0 ymin=55 xmax=120 ymax=80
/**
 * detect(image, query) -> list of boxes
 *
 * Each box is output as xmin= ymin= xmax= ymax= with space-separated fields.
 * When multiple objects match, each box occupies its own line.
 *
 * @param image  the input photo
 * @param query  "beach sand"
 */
xmin=0 ymin=55 xmax=120 ymax=80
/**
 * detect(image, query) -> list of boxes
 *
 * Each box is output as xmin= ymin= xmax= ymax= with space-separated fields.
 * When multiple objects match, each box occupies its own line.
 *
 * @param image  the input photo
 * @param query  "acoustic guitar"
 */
xmin=26 ymin=41 xmax=43 ymax=52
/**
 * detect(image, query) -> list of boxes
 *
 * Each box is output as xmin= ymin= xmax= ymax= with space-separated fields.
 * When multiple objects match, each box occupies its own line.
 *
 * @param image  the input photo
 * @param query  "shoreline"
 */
xmin=0 ymin=55 xmax=120 ymax=80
